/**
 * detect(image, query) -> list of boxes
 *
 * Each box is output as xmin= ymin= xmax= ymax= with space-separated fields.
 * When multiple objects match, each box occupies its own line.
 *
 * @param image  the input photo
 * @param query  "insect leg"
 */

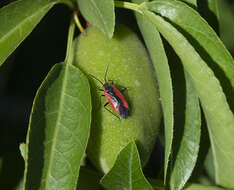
xmin=104 ymin=102 xmax=109 ymax=107
xmin=104 ymin=102 xmax=120 ymax=120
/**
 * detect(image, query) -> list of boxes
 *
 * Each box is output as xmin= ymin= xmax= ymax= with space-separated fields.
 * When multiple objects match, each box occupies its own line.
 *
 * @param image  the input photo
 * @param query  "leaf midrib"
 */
xmin=44 ymin=64 xmax=69 ymax=190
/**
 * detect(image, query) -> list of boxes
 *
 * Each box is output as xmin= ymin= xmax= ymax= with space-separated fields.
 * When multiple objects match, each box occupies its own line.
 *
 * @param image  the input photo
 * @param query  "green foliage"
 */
xmin=24 ymin=63 xmax=91 ymax=190
xmin=143 ymin=0 xmax=234 ymax=90
xmin=77 ymin=0 xmax=115 ymax=38
xmin=0 ymin=0 xmax=233 ymax=189
xmin=0 ymin=0 xmax=58 ymax=66
xmin=183 ymin=184 xmax=226 ymax=190
xmin=140 ymin=1 xmax=234 ymax=188
xmin=101 ymin=142 xmax=153 ymax=190
xmin=169 ymin=73 xmax=201 ymax=190
xmin=132 ymin=0 xmax=173 ymax=182
xmin=149 ymin=179 xmax=227 ymax=190
xmin=74 ymin=25 xmax=161 ymax=173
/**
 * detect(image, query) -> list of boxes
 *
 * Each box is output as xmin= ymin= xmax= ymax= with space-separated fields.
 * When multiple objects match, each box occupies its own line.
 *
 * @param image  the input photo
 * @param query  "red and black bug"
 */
xmin=90 ymin=66 xmax=130 ymax=119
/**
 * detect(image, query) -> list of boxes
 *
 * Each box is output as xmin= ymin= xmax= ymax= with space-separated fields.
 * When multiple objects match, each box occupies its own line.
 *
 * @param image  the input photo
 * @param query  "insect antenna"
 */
xmin=89 ymin=74 xmax=104 ymax=86
xmin=104 ymin=63 xmax=110 ymax=83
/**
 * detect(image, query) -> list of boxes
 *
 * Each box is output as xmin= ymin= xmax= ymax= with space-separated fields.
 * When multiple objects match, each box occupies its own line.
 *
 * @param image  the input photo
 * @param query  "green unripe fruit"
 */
xmin=74 ymin=25 xmax=161 ymax=173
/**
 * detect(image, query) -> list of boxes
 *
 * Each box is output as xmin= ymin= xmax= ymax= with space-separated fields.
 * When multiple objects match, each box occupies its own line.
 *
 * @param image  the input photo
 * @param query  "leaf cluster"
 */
xmin=0 ymin=0 xmax=233 ymax=190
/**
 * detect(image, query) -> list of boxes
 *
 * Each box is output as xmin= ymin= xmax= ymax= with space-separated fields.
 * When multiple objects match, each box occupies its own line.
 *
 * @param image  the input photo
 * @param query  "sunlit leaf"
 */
xmin=77 ymin=0 xmax=115 ymax=38
xmin=184 ymin=183 xmax=226 ymax=190
xmin=101 ymin=142 xmax=153 ymax=190
xmin=143 ymin=0 xmax=234 ymax=93
xmin=140 ymin=7 xmax=234 ymax=188
xmin=170 ymin=73 xmax=201 ymax=190
xmin=132 ymin=0 xmax=173 ymax=182
xmin=24 ymin=63 xmax=92 ymax=190
xmin=0 ymin=0 xmax=59 ymax=66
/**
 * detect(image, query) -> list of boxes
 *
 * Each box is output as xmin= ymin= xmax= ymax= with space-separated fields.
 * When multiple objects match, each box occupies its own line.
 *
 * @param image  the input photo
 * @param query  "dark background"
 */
xmin=0 ymin=0 xmax=233 ymax=189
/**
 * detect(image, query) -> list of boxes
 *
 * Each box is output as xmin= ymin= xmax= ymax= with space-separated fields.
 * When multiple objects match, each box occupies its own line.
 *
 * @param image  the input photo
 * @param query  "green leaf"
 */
xmin=100 ymin=142 xmax=153 ymax=190
xmin=149 ymin=180 xmax=226 ymax=190
xmin=143 ymin=0 xmax=234 ymax=96
xmin=170 ymin=73 xmax=201 ymax=190
xmin=140 ymin=8 xmax=234 ymax=188
xmin=132 ymin=0 xmax=173 ymax=183
xmin=204 ymin=148 xmax=215 ymax=183
xmin=24 ymin=62 xmax=92 ymax=190
xmin=74 ymin=24 xmax=161 ymax=173
xmin=77 ymin=0 xmax=115 ymax=38
xmin=0 ymin=0 xmax=59 ymax=66
xmin=196 ymin=175 xmax=214 ymax=186
xmin=183 ymin=183 xmax=226 ymax=190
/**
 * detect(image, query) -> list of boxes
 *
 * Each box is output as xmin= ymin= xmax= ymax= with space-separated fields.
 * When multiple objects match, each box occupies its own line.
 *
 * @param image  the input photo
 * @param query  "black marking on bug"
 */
xmin=90 ymin=65 xmax=130 ymax=119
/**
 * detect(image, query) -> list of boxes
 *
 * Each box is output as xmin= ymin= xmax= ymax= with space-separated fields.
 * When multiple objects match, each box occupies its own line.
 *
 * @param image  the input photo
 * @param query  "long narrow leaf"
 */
xmin=77 ymin=0 xmax=115 ymax=38
xmin=140 ymin=8 xmax=234 ymax=188
xmin=0 ymin=0 xmax=59 ymax=66
xmin=143 ymin=0 xmax=234 ymax=90
xmin=24 ymin=63 xmax=91 ymax=190
xmin=100 ymin=142 xmax=153 ymax=190
xmin=132 ymin=0 xmax=173 ymax=182
xmin=184 ymin=183 xmax=226 ymax=190
xmin=170 ymin=73 xmax=201 ymax=190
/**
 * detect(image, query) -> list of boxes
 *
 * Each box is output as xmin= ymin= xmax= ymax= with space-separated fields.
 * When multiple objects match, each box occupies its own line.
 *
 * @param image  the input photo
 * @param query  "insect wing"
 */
xmin=104 ymin=90 xmax=120 ymax=114
xmin=112 ymin=86 xmax=130 ymax=119
xmin=112 ymin=86 xmax=129 ymax=109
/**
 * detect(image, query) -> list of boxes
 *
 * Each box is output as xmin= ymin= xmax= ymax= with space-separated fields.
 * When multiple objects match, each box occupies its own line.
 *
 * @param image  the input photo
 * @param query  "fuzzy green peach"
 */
xmin=74 ymin=25 xmax=161 ymax=173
